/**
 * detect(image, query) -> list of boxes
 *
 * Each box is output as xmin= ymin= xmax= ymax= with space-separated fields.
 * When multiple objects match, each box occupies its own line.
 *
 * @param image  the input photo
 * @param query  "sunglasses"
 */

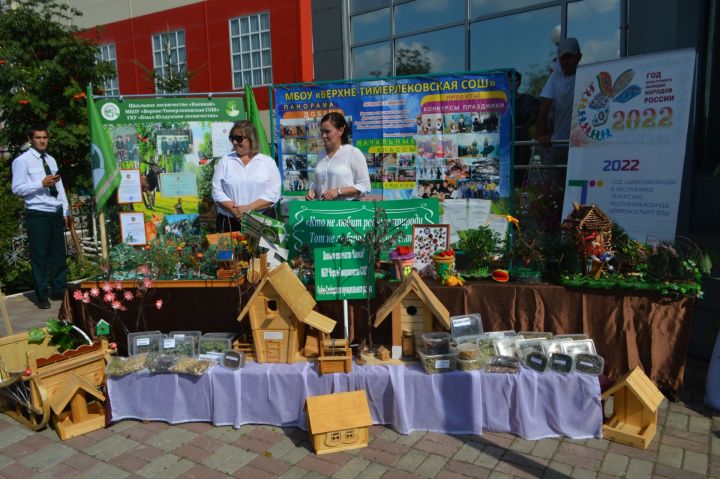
xmin=229 ymin=135 xmax=246 ymax=143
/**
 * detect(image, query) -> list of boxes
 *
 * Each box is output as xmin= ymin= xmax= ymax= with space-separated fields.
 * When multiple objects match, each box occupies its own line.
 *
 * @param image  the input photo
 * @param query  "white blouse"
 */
xmin=313 ymin=144 xmax=371 ymax=199
xmin=212 ymin=152 xmax=281 ymax=216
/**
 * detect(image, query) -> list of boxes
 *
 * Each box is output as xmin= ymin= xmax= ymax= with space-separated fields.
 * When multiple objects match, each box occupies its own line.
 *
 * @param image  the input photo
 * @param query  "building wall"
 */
xmin=75 ymin=0 xmax=314 ymax=109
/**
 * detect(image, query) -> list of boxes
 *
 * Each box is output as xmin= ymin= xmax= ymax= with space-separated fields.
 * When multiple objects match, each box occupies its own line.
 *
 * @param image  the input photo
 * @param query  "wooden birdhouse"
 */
xmin=305 ymin=390 xmax=372 ymax=455
xmin=237 ymin=263 xmax=336 ymax=363
xmin=373 ymin=271 xmax=450 ymax=359
xmin=601 ymin=367 xmax=665 ymax=449
xmin=50 ymin=375 xmax=107 ymax=440
xmin=95 ymin=319 xmax=110 ymax=337
xmin=561 ymin=202 xmax=614 ymax=276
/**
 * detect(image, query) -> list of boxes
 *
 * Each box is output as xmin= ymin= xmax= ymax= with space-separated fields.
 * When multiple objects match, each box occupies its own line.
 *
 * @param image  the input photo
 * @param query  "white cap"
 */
xmin=557 ymin=37 xmax=581 ymax=57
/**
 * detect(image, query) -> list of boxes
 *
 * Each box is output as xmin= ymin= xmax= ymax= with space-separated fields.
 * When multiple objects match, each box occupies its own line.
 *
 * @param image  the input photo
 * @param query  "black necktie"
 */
xmin=40 ymin=153 xmax=58 ymax=198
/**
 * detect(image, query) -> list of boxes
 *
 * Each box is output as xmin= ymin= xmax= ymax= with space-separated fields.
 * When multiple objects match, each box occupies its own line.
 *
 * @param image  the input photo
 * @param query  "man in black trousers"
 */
xmin=11 ymin=126 xmax=71 ymax=309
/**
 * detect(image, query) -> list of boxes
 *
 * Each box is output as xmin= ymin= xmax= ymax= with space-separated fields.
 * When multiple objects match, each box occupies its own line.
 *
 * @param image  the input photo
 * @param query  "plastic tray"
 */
xmin=476 ymin=335 xmax=499 ymax=359
xmin=417 ymin=348 xmax=458 ymax=374
xmin=220 ymin=350 xmax=246 ymax=369
xmin=421 ymin=332 xmax=452 ymax=355
xmin=199 ymin=335 xmax=233 ymax=354
xmin=494 ymin=336 xmax=524 ymax=357
xmin=457 ymin=357 xmax=485 ymax=371
xmin=457 ymin=342 xmax=480 ymax=360
xmin=523 ymin=351 xmax=549 ymax=372
xmin=514 ymin=338 xmax=545 ymax=359
xmin=450 ymin=314 xmax=483 ymax=341
xmin=549 ymin=353 xmax=574 ymax=374
xmin=517 ymin=331 xmax=554 ymax=340
xmin=554 ymin=333 xmax=589 ymax=341
xmin=202 ymin=332 xmax=237 ymax=340
xmin=485 ymin=355 xmax=520 ymax=374
xmin=159 ymin=336 xmax=196 ymax=357
xmin=128 ymin=332 xmax=166 ymax=356
xmin=541 ymin=338 xmax=573 ymax=356
xmin=561 ymin=339 xmax=597 ymax=356
xmin=169 ymin=330 xmax=201 ymax=353
xmin=574 ymin=353 xmax=604 ymax=375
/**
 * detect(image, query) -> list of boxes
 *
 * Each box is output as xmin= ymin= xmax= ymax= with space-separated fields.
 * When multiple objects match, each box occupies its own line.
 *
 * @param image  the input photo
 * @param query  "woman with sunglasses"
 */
xmin=212 ymin=120 xmax=280 ymax=232
xmin=305 ymin=111 xmax=370 ymax=201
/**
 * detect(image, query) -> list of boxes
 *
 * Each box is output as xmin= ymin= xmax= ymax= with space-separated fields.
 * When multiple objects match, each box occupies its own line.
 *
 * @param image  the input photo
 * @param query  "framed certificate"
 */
xmin=117 ymin=169 xmax=142 ymax=204
xmin=119 ymin=212 xmax=147 ymax=245
xmin=159 ymin=172 xmax=198 ymax=197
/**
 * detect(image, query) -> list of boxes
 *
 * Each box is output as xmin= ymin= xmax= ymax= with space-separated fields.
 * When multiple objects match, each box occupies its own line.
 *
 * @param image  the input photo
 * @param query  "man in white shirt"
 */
xmin=536 ymin=37 xmax=582 ymax=184
xmin=11 ymin=126 xmax=71 ymax=309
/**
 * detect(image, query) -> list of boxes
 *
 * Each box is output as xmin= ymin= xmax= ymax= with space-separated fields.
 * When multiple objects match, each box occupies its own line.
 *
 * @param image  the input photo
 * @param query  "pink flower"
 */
xmin=155 ymin=299 xmax=163 ymax=310
xmin=90 ymin=287 xmax=100 ymax=297
xmin=123 ymin=291 xmax=134 ymax=301
xmin=103 ymin=292 xmax=116 ymax=303
xmin=143 ymin=279 xmax=153 ymax=289
xmin=101 ymin=282 xmax=112 ymax=292
xmin=111 ymin=301 xmax=121 ymax=310
xmin=139 ymin=265 xmax=149 ymax=275
xmin=82 ymin=292 xmax=91 ymax=304
xmin=114 ymin=281 xmax=123 ymax=290
xmin=73 ymin=290 xmax=84 ymax=301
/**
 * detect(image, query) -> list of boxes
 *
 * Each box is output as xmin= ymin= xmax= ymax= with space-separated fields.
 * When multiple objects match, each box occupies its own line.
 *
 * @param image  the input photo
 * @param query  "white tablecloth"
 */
xmin=108 ymin=361 xmax=603 ymax=440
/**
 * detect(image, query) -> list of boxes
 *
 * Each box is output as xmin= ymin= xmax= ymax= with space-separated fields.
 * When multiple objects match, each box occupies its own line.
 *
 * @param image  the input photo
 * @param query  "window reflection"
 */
xmin=352 ymin=42 xmax=391 ymax=78
xmin=349 ymin=0 xmax=390 ymax=15
xmin=567 ymin=0 xmax=620 ymax=63
xmin=395 ymin=26 xmax=465 ymax=75
xmin=396 ymin=0 xmax=465 ymax=35
xmin=470 ymin=6 xmax=560 ymax=96
xmin=352 ymin=8 xmax=391 ymax=45
xmin=471 ymin=0 xmax=549 ymax=18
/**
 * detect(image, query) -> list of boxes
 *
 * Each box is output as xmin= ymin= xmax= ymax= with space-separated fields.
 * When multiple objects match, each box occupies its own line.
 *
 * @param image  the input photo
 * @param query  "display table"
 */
xmin=108 ymin=361 xmax=602 ymax=440
xmin=62 ymin=280 xmax=694 ymax=392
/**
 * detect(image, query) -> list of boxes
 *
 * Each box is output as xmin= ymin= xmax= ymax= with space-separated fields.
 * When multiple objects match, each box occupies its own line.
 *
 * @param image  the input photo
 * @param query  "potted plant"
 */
xmin=456 ymin=226 xmax=500 ymax=278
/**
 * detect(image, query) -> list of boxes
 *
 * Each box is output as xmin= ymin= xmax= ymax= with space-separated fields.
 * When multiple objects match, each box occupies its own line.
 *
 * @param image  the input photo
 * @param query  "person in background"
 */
xmin=11 ymin=125 xmax=71 ymax=309
xmin=212 ymin=120 xmax=281 ymax=232
xmin=305 ymin=112 xmax=370 ymax=201
xmin=509 ymin=70 xmax=541 ymax=185
xmin=536 ymin=37 xmax=582 ymax=184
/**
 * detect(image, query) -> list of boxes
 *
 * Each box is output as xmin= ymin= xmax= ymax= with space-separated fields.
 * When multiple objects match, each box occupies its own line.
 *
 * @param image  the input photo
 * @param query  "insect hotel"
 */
xmin=601 ymin=367 xmax=665 ymax=449
xmin=305 ymin=390 xmax=372 ymax=455
xmin=237 ymin=262 xmax=336 ymax=363
xmin=561 ymin=202 xmax=614 ymax=277
xmin=373 ymin=271 xmax=451 ymax=358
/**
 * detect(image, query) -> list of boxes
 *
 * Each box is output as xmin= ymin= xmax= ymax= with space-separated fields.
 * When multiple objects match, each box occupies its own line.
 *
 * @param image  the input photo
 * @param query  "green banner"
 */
xmin=96 ymin=97 xmax=245 ymax=124
xmin=288 ymin=198 xmax=439 ymax=259
xmin=314 ymin=246 xmax=375 ymax=301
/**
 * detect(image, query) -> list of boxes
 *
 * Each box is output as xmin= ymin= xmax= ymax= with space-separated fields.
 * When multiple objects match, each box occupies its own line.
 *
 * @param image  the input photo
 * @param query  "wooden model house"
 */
xmin=317 ymin=338 xmax=352 ymax=374
xmin=373 ymin=271 xmax=450 ymax=358
xmin=601 ymin=367 xmax=665 ymax=449
xmin=561 ymin=202 xmax=614 ymax=276
xmin=237 ymin=262 xmax=336 ymax=363
xmin=305 ymin=390 xmax=372 ymax=455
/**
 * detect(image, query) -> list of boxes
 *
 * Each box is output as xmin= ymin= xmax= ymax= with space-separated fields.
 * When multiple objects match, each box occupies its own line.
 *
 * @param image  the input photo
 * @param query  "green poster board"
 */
xmin=287 ymin=198 xmax=440 ymax=259
xmin=314 ymin=246 xmax=375 ymax=301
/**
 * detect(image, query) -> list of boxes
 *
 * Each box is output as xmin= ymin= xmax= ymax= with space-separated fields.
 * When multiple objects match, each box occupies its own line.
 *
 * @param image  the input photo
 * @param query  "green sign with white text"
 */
xmin=314 ymin=246 xmax=375 ymax=301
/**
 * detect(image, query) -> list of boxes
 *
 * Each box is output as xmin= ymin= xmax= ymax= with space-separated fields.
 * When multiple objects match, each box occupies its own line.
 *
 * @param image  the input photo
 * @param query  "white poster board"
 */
xmin=562 ymin=49 xmax=695 ymax=241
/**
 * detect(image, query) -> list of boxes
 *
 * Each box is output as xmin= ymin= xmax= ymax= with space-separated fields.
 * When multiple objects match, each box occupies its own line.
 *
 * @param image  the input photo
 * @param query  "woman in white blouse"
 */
xmin=305 ymin=112 xmax=370 ymax=201
xmin=212 ymin=120 xmax=280 ymax=231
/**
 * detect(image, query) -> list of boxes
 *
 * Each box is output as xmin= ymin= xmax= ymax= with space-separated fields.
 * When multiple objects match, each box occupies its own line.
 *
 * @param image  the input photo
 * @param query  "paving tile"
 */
xmin=278 ymin=465 xmax=310 ymax=479
xmin=451 ymin=443 xmax=480 ymax=464
xmin=82 ymin=462 xmax=131 ymax=479
xmin=278 ymin=443 xmax=311 ymax=465
xmin=0 ymin=455 xmax=11 ymax=470
xmin=541 ymin=461 xmax=573 ymax=479
xmin=359 ymin=446 xmax=401 ymax=467
xmin=145 ymin=427 xmax=197 ymax=452
xmin=85 ymin=434 xmax=141 ymax=460
xmin=135 ymin=453 xmax=193 ymax=478
xmin=269 ymin=437 xmax=302 ymax=458
xmin=509 ymin=438 xmax=536 ymax=454
xmin=394 ymin=432 xmax=425 ymax=448
xmin=249 ymin=426 xmax=287 ymax=444
xmin=445 ymin=458 xmax=491 ymax=478
xmin=413 ymin=438 xmax=457 ymax=458
xmin=383 ymin=470 xmax=425 ymax=479
xmin=0 ymin=462 xmax=37 ymax=479
xmin=181 ymin=464 xmax=232 ymax=479
xmin=202 ymin=444 xmax=256 ymax=473
xmin=19 ymin=443 xmax=77 ymax=471
xmin=42 ymin=461 xmax=84 ymax=479
xmin=231 ymin=465 xmax=277 ymax=479
xmin=687 ymin=415 xmax=710 ymax=434
xmin=333 ymin=456 xmax=370 ymax=478
xmin=355 ymin=462 xmax=387 ymax=479
xmin=657 ymin=444 xmax=684 ymax=468
xmin=176 ymin=422 xmax=215 ymax=434
xmin=0 ymin=426 xmax=34 ymax=449
xmin=171 ymin=443 xmax=215 ymax=463
xmin=233 ymin=435 xmax=274 ymax=454
xmin=377 ymin=428 xmax=401 ymax=442
xmin=473 ymin=432 xmax=514 ymax=449
xmin=599 ymin=451 xmax=629 ymax=476
xmin=486 ymin=471 xmax=514 ymax=479
xmin=395 ymin=448 xmax=427 ymax=472
xmin=131 ymin=445 xmax=165 ymax=461
xmin=63 ymin=452 xmax=101 ymax=471
xmin=297 ymin=455 xmax=343 ymax=476
xmin=625 ymin=457 xmax=654 ymax=479
xmin=435 ymin=471 xmax=468 ymax=479
xmin=653 ymin=462 xmax=707 ymax=479
xmin=682 ymin=450 xmax=708 ymax=475
xmin=570 ymin=466 xmax=597 ymax=479
xmin=531 ymin=438 xmax=559 ymax=459
xmin=553 ymin=442 xmax=604 ymax=470
xmin=413 ymin=453 xmax=447 ymax=478
xmin=665 ymin=412 xmax=689 ymax=430
xmin=473 ymin=445 xmax=504 ymax=469
xmin=662 ymin=427 xmax=708 ymax=445
xmin=660 ymin=434 xmax=708 ymax=454
xmin=186 ymin=432 xmax=224 ymax=453
xmin=494 ymin=460 xmax=546 ymax=479
xmin=606 ymin=441 xmax=658 ymax=461
xmin=248 ymin=454 xmax=291 ymax=475
xmin=368 ymin=437 xmax=410 ymax=456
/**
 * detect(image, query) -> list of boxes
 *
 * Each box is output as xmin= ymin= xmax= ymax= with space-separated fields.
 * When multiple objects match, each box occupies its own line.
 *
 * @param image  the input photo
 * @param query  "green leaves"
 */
xmin=27 ymin=327 xmax=46 ymax=344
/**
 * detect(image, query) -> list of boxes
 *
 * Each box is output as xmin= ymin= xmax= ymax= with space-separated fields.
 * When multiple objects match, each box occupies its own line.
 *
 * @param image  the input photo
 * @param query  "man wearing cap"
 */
xmin=536 ymin=37 xmax=582 ymax=182
xmin=11 ymin=126 xmax=71 ymax=309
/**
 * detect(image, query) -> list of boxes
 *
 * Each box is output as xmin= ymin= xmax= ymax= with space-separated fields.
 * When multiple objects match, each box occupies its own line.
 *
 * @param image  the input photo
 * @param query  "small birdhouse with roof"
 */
xmin=601 ymin=367 xmax=665 ymax=449
xmin=305 ymin=390 xmax=372 ymax=455
xmin=373 ymin=271 xmax=450 ymax=358
xmin=95 ymin=319 xmax=110 ymax=337
xmin=562 ymin=202 xmax=614 ymax=276
xmin=237 ymin=262 xmax=336 ymax=363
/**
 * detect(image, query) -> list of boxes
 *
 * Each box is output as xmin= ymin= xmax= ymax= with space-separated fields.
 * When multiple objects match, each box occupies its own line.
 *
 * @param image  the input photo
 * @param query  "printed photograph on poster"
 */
xmin=156 ymin=129 xmax=193 ymax=155
xmin=282 ymin=155 xmax=307 ymax=171
xmin=280 ymin=118 xmax=307 ymax=138
xmin=418 ymin=158 xmax=445 ymax=181
xmin=417 ymin=114 xmax=444 ymax=135
xmin=117 ymin=169 xmax=142 ymax=204
xmin=305 ymin=117 xmax=321 ymax=138
xmin=159 ymin=172 xmax=198 ymax=198
xmin=119 ymin=212 xmax=147 ymax=245
xmin=397 ymin=153 xmax=415 ymax=168
xmin=368 ymin=167 xmax=383 ymax=183
xmin=412 ymin=224 xmax=450 ymax=276
xmin=469 ymin=158 xmax=500 ymax=179
xmin=456 ymin=180 xmax=501 ymax=200
xmin=162 ymin=214 xmax=200 ymax=238
xmin=416 ymin=179 xmax=459 ymax=200
xmin=108 ymin=125 xmax=140 ymax=168
xmin=444 ymin=158 xmax=472 ymax=180
xmin=364 ymin=152 xmax=383 ymax=167
xmin=283 ymin=171 xmax=309 ymax=192
xmin=307 ymin=138 xmax=324 ymax=155
xmin=282 ymin=137 xmax=307 ymax=155
xmin=415 ymin=135 xmax=443 ymax=159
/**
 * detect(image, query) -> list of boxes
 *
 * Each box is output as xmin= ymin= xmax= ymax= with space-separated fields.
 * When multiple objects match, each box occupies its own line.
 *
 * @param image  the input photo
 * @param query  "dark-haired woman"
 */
xmin=212 ymin=120 xmax=280 ymax=231
xmin=305 ymin=112 xmax=370 ymax=200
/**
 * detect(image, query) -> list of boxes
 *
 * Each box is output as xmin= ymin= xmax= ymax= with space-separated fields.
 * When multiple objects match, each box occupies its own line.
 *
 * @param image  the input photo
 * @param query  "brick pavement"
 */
xmin=1 ymin=291 xmax=719 ymax=478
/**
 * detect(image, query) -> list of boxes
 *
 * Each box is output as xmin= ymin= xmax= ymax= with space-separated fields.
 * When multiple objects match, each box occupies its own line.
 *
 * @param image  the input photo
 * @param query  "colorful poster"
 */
xmin=94 ymin=96 xmax=245 ymax=238
xmin=273 ymin=74 xmax=512 ymax=212
xmin=563 ymin=49 xmax=695 ymax=240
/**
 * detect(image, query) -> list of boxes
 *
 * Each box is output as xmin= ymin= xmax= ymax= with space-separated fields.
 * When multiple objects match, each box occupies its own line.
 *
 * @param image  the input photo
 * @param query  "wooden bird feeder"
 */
xmin=601 ymin=367 xmax=665 ymax=449
xmin=561 ymin=202 xmax=614 ymax=277
xmin=373 ymin=271 xmax=450 ymax=358
xmin=306 ymin=390 xmax=372 ymax=455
